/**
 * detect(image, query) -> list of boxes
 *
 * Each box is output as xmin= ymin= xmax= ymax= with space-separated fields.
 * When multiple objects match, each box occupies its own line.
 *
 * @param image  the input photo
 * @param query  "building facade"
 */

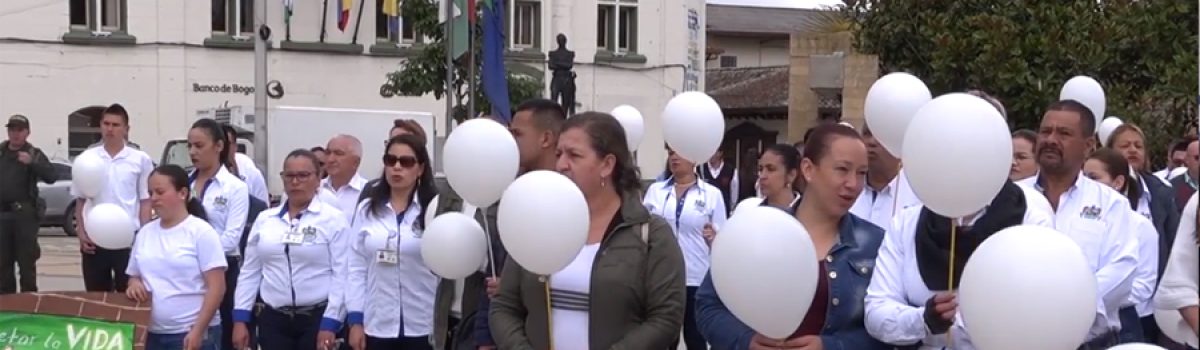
xmin=0 ymin=0 xmax=704 ymax=178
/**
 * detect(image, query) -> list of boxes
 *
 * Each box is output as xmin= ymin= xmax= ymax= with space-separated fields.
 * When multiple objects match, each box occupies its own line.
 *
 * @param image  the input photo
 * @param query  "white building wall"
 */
xmin=0 ymin=0 xmax=695 ymax=179
xmin=706 ymin=35 xmax=789 ymax=69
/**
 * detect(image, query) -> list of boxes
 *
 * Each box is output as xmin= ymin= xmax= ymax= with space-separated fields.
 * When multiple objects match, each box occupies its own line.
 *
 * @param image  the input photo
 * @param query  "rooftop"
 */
xmin=706 ymin=4 xmax=830 ymax=37
xmin=706 ymin=66 xmax=790 ymax=115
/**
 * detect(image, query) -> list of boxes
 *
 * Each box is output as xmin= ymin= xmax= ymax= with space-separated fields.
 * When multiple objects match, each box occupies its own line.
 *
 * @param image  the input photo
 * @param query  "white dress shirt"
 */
xmin=865 ymin=184 xmax=1054 ymax=350
xmin=71 ymin=145 xmax=154 ymax=230
xmin=850 ymin=171 xmax=923 ymax=230
xmin=320 ymin=174 xmax=368 ymax=219
xmin=233 ymin=199 xmax=350 ymax=329
xmin=642 ymin=177 xmax=728 ymax=286
xmin=1154 ymin=193 xmax=1198 ymax=347
xmin=1018 ymin=174 xmax=1139 ymax=339
xmin=1153 ymin=167 xmax=1187 ymax=184
xmin=234 ymin=153 xmax=269 ymax=203
xmin=346 ymin=196 xmax=439 ymax=338
xmin=699 ymin=162 xmax=741 ymax=207
xmin=191 ymin=166 xmax=250 ymax=256
xmin=126 ymin=216 xmax=227 ymax=334
xmin=1128 ymin=213 xmax=1159 ymax=317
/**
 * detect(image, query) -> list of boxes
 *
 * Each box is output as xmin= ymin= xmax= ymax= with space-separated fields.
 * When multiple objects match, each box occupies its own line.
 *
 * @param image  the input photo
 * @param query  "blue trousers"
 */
xmin=146 ymin=325 xmax=221 ymax=350
xmin=1117 ymin=306 xmax=1145 ymax=343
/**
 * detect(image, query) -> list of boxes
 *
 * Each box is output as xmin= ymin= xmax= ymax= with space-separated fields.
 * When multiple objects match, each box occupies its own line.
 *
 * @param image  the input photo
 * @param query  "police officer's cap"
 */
xmin=5 ymin=115 xmax=29 ymax=130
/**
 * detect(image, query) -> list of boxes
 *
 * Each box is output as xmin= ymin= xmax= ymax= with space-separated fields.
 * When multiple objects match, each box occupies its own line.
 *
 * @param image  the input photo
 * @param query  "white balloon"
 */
xmin=1155 ymin=192 xmax=1199 ymax=348
xmin=711 ymin=206 xmax=818 ymax=339
xmin=959 ymin=225 xmax=1097 ymax=350
xmin=1097 ymin=116 xmax=1123 ymax=147
xmin=443 ymin=118 xmax=520 ymax=207
xmin=84 ymin=203 xmax=135 ymax=250
xmin=421 ymin=212 xmax=489 ymax=279
xmin=1107 ymin=344 xmax=1167 ymax=350
xmin=864 ymin=72 xmax=933 ymax=156
xmin=902 ymin=93 xmax=1011 ymax=218
xmin=1059 ymin=76 xmax=1106 ymax=129
xmin=662 ymin=92 xmax=725 ymax=163
xmin=610 ymin=105 xmax=646 ymax=152
xmin=71 ymin=151 xmax=108 ymax=199
xmin=497 ymin=171 xmax=589 ymax=275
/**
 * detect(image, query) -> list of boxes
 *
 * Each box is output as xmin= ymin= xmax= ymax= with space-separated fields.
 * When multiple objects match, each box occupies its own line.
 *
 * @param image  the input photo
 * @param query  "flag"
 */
xmin=283 ymin=0 xmax=294 ymax=25
xmin=481 ymin=0 xmax=511 ymax=123
xmin=382 ymin=0 xmax=400 ymax=36
xmin=337 ymin=0 xmax=352 ymax=31
xmin=448 ymin=0 xmax=472 ymax=59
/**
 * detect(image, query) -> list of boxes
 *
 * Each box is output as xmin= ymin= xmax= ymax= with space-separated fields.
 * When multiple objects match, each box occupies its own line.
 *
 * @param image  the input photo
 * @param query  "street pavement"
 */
xmin=35 ymin=227 xmax=85 ymax=292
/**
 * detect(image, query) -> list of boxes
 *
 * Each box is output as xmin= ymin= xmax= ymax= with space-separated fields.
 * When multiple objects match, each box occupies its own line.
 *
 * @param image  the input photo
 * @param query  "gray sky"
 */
xmin=706 ymin=0 xmax=843 ymax=9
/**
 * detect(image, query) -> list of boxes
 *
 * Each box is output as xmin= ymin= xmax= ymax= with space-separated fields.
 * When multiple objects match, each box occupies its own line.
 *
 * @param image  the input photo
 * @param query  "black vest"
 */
xmin=697 ymin=162 xmax=736 ymax=215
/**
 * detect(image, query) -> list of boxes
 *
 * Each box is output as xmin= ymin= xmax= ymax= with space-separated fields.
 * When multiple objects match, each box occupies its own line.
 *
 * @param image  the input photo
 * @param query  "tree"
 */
xmin=843 ymin=0 xmax=1197 ymax=166
xmin=379 ymin=0 xmax=544 ymax=123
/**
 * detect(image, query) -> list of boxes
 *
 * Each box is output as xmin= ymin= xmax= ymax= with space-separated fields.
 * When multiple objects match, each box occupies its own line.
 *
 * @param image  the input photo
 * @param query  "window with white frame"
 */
xmin=212 ymin=0 xmax=255 ymax=37
xmin=597 ymin=0 xmax=637 ymax=53
xmin=69 ymin=0 xmax=126 ymax=32
xmin=508 ymin=0 xmax=541 ymax=50
xmin=375 ymin=0 xmax=418 ymax=45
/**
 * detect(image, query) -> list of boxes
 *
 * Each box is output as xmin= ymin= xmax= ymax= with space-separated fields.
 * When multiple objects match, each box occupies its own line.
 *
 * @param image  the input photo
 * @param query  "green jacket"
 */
xmin=0 ymin=141 xmax=56 ymax=203
xmin=489 ymin=191 xmax=686 ymax=350
xmin=430 ymin=187 xmax=499 ymax=349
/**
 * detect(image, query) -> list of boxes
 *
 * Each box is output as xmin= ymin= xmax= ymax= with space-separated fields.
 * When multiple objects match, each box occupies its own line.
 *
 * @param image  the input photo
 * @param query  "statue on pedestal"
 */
xmin=548 ymin=34 xmax=577 ymax=115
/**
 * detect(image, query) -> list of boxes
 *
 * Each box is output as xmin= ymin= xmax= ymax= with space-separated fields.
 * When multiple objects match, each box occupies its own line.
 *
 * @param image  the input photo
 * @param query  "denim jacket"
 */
xmin=695 ymin=213 xmax=890 ymax=350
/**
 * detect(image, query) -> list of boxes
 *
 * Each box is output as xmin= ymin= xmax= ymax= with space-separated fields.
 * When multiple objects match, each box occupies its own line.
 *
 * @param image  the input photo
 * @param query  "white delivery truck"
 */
xmin=160 ymin=105 xmax=437 ymax=200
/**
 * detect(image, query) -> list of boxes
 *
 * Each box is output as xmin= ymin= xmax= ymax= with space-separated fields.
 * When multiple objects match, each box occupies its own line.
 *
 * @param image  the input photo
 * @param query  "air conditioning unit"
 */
xmin=196 ymin=106 xmax=255 ymax=134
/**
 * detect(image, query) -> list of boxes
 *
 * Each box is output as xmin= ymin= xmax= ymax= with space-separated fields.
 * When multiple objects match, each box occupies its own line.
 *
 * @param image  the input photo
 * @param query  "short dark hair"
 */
xmin=560 ymin=112 xmax=641 ymax=193
xmin=310 ymin=146 xmax=327 ymax=154
xmin=102 ymin=103 xmax=130 ymax=124
xmin=515 ymin=98 xmax=567 ymax=132
xmin=763 ymin=143 xmax=801 ymax=172
xmin=284 ymin=148 xmax=322 ymax=174
xmin=803 ymin=124 xmax=864 ymax=163
xmin=1012 ymin=129 xmax=1037 ymax=145
xmin=1046 ymin=99 xmax=1097 ymax=136
xmin=1171 ymin=137 xmax=1196 ymax=153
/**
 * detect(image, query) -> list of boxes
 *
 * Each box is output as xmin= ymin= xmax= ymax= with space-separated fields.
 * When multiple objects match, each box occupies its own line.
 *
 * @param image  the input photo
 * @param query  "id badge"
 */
xmin=376 ymin=250 xmax=399 ymax=264
xmin=282 ymin=232 xmax=305 ymax=245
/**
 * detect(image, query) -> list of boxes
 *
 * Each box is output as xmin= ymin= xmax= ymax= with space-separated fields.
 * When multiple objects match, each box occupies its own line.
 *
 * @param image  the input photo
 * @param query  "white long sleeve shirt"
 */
xmin=70 ymin=145 xmax=154 ymax=230
xmin=1018 ymin=174 xmax=1139 ymax=339
xmin=320 ymin=173 xmax=368 ymax=220
xmin=850 ymin=171 xmax=923 ymax=229
xmin=233 ymin=153 xmax=269 ymax=203
xmin=346 ymin=197 xmax=439 ymax=338
xmin=191 ymin=166 xmax=250 ymax=256
xmin=233 ymin=199 xmax=350 ymax=331
xmin=642 ymin=178 xmax=728 ymax=286
xmin=865 ymin=184 xmax=1054 ymax=350
xmin=1154 ymin=193 xmax=1198 ymax=347
xmin=126 ymin=216 xmax=227 ymax=334
xmin=1128 ymin=213 xmax=1159 ymax=317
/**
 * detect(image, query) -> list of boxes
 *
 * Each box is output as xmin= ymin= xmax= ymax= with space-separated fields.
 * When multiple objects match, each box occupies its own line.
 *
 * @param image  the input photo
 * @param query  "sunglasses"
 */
xmin=383 ymin=154 xmax=419 ymax=168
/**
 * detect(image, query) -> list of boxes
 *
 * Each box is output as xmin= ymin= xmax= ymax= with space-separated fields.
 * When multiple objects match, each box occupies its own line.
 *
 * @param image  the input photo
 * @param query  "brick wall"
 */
xmin=0 ymin=292 xmax=148 ymax=349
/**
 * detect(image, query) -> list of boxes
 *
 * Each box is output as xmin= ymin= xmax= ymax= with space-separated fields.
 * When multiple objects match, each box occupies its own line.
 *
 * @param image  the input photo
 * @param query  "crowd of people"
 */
xmin=1 ymin=92 xmax=1197 ymax=350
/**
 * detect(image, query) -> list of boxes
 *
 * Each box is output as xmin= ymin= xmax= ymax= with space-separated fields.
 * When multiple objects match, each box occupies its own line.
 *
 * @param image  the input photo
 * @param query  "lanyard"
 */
xmin=662 ymin=182 xmax=701 ymax=231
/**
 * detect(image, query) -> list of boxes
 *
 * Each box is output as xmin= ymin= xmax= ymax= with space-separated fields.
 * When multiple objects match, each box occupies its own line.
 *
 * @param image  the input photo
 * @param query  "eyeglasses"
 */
xmin=383 ymin=154 xmax=418 ymax=168
xmin=280 ymin=171 xmax=315 ymax=182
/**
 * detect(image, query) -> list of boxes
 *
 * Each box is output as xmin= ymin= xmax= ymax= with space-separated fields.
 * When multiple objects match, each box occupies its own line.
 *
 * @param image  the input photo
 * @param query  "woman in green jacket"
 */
xmin=490 ymin=112 xmax=687 ymax=350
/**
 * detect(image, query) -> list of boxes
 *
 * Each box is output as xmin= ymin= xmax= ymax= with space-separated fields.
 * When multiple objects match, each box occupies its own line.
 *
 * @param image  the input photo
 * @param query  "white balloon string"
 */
xmin=482 ymin=207 xmax=497 ymax=279
xmin=545 ymin=278 xmax=554 ymax=350
xmin=946 ymin=219 xmax=957 ymax=347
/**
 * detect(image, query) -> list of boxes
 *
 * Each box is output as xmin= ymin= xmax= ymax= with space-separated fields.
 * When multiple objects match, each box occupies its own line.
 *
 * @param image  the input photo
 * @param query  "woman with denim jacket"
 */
xmin=863 ymin=163 xmax=1055 ymax=349
xmin=696 ymin=125 xmax=891 ymax=350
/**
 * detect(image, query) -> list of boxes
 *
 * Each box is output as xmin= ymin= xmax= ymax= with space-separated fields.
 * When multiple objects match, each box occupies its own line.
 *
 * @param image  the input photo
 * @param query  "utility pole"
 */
xmin=443 ymin=0 xmax=455 ymax=172
xmin=253 ymin=0 xmax=269 ymax=172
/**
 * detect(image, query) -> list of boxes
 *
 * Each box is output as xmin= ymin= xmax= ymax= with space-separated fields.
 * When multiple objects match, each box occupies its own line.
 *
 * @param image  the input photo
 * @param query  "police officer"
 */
xmin=0 ymin=114 xmax=57 ymax=294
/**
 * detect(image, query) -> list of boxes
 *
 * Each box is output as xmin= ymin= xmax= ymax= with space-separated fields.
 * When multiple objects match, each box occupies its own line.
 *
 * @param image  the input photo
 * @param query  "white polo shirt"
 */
xmin=1017 ymin=174 xmax=1138 ymax=339
xmin=191 ymin=166 xmax=250 ymax=256
xmin=234 ymin=153 xmax=269 ymax=203
xmin=320 ymin=173 xmax=368 ymax=220
xmin=850 ymin=171 xmax=923 ymax=230
xmin=345 ymin=196 xmax=439 ymax=338
xmin=234 ymin=199 xmax=349 ymax=330
xmin=126 ymin=215 xmax=227 ymax=334
xmin=70 ymin=145 xmax=154 ymax=230
xmin=1128 ymin=214 xmax=1159 ymax=317
xmin=642 ymin=177 xmax=728 ymax=287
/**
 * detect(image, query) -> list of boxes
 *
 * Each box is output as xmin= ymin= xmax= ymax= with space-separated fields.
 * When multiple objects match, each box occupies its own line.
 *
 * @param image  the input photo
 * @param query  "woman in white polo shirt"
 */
xmin=125 ymin=164 xmax=227 ymax=350
xmin=345 ymin=134 xmax=439 ymax=349
xmin=187 ymin=119 xmax=250 ymax=350
xmin=642 ymin=145 xmax=728 ymax=350
xmin=232 ymin=149 xmax=350 ymax=350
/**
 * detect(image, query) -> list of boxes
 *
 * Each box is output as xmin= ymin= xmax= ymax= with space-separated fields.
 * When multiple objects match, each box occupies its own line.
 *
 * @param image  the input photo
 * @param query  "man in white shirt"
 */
xmin=1153 ymin=139 xmax=1190 ymax=182
xmin=321 ymin=134 xmax=368 ymax=219
xmin=72 ymin=104 xmax=155 ymax=293
xmin=1017 ymin=99 xmax=1138 ymax=350
xmin=850 ymin=126 xmax=922 ymax=229
xmin=222 ymin=125 xmax=270 ymax=203
xmin=696 ymin=147 xmax=739 ymax=216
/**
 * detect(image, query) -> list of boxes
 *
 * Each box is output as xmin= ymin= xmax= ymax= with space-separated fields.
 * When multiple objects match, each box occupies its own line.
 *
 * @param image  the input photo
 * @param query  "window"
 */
xmin=719 ymin=56 xmax=738 ymax=68
xmin=69 ymin=0 xmax=126 ymax=32
xmin=375 ymin=0 xmax=417 ymax=45
xmin=212 ymin=0 xmax=255 ymax=37
xmin=597 ymin=0 xmax=637 ymax=53
xmin=509 ymin=0 xmax=541 ymax=49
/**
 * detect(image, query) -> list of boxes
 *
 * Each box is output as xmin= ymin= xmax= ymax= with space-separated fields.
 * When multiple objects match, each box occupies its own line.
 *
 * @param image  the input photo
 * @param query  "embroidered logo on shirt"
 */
xmin=1079 ymin=205 xmax=1102 ymax=220
xmin=214 ymin=196 xmax=228 ymax=207
xmin=695 ymin=199 xmax=707 ymax=209
xmin=302 ymin=226 xmax=318 ymax=243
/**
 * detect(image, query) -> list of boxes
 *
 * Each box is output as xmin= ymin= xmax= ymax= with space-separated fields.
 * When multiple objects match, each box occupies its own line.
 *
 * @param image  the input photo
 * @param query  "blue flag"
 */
xmin=481 ymin=0 xmax=512 ymax=124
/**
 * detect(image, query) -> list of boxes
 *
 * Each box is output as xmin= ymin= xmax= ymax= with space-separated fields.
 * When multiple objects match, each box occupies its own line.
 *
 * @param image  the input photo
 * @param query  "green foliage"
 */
xmin=843 ymin=0 xmax=1197 ymax=166
xmin=379 ymin=0 xmax=544 ymax=123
